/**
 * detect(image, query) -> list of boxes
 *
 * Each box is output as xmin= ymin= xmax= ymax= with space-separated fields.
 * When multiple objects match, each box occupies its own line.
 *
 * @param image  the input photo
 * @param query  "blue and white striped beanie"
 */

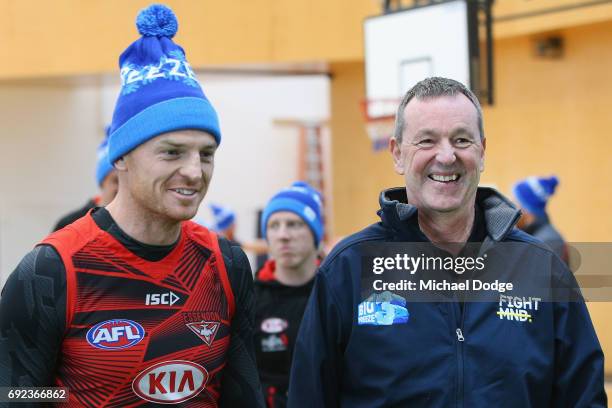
xmin=513 ymin=175 xmax=559 ymax=217
xmin=209 ymin=204 xmax=236 ymax=233
xmin=261 ymin=181 xmax=324 ymax=247
xmin=108 ymin=4 xmax=220 ymax=164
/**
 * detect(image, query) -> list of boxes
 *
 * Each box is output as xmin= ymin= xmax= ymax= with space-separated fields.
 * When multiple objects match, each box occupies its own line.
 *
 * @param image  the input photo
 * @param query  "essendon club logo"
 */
xmin=132 ymin=360 xmax=208 ymax=404
xmin=186 ymin=321 xmax=220 ymax=346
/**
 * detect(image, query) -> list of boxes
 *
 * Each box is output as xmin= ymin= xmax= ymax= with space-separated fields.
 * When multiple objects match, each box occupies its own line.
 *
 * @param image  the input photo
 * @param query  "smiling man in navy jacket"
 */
xmin=288 ymin=77 xmax=605 ymax=407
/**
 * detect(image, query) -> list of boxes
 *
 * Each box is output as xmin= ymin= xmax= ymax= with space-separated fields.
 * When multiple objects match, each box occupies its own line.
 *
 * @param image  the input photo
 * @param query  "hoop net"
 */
xmin=361 ymin=98 xmax=400 ymax=151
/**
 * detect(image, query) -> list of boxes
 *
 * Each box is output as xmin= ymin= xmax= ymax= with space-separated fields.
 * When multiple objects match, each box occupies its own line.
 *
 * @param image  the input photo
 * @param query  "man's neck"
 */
xmin=106 ymin=196 xmax=181 ymax=245
xmin=417 ymin=206 xmax=475 ymax=255
xmin=274 ymin=253 xmax=318 ymax=287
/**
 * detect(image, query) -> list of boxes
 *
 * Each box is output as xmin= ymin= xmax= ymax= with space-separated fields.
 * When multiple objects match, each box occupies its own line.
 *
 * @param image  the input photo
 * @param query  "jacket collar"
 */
xmin=378 ymin=186 xmax=521 ymax=243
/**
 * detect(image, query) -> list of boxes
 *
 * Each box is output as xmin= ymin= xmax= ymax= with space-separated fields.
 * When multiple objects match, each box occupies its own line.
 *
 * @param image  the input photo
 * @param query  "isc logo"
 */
xmin=145 ymin=292 xmax=180 ymax=306
xmin=132 ymin=360 xmax=208 ymax=403
xmin=86 ymin=319 xmax=145 ymax=350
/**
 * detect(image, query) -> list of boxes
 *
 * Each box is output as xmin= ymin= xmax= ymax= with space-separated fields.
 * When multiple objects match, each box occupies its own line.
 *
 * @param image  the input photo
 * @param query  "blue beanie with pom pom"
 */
xmin=108 ymin=4 xmax=220 ymax=164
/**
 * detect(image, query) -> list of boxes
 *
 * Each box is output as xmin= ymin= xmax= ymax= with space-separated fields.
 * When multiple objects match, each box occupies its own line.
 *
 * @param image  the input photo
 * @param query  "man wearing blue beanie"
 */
xmin=52 ymin=132 xmax=118 ymax=231
xmin=1 ymin=5 xmax=264 ymax=407
xmin=513 ymin=175 xmax=569 ymax=263
xmin=254 ymin=181 xmax=324 ymax=407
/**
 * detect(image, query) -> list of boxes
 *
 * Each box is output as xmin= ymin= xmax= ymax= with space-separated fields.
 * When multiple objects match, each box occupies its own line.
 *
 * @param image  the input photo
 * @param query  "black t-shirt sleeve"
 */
xmin=0 ymin=245 xmax=66 ymax=387
xmin=217 ymin=239 xmax=265 ymax=408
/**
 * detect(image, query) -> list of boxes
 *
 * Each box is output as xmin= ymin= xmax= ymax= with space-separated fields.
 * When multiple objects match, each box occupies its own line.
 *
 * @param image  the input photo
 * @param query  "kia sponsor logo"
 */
xmin=145 ymin=292 xmax=180 ymax=306
xmin=261 ymin=317 xmax=288 ymax=334
xmin=86 ymin=319 xmax=145 ymax=350
xmin=132 ymin=360 xmax=208 ymax=404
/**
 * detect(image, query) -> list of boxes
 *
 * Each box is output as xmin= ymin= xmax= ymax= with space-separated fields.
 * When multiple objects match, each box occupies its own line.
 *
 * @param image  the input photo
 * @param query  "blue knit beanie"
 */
xmin=209 ymin=203 xmax=236 ymax=233
xmin=513 ymin=175 xmax=559 ymax=217
xmin=261 ymin=181 xmax=324 ymax=247
xmin=95 ymin=128 xmax=113 ymax=186
xmin=108 ymin=4 xmax=220 ymax=164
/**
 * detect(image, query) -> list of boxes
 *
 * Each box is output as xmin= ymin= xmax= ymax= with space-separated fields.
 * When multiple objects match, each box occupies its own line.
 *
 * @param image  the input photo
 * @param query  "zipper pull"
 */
xmin=456 ymin=328 xmax=465 ymax=342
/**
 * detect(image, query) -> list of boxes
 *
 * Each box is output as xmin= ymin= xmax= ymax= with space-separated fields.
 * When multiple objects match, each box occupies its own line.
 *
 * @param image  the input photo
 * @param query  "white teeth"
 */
xmin=430 ymin=174 xmax=459 ymax=182
xmin=174 ymin=188 xmax=196 ymax=196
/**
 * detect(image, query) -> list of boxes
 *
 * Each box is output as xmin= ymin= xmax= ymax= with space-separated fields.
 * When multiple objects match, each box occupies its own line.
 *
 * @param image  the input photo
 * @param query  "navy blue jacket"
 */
xmin=288 ymin=187 xmax=605 ymax=407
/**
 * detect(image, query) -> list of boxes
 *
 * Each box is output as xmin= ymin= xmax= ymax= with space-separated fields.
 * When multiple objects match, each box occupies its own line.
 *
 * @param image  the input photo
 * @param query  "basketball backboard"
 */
xmin=364 ymin=0 xmax=492 ymax=119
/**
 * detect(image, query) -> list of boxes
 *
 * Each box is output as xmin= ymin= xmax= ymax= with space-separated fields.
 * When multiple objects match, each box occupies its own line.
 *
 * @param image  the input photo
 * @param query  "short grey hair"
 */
xmin=393 ymin=77 xmax=484 ymax=143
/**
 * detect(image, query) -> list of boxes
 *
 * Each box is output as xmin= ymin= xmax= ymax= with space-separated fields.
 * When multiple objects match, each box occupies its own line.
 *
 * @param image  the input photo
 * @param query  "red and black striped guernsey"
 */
xmin=40 ymin=213 xmax=235 ymax=407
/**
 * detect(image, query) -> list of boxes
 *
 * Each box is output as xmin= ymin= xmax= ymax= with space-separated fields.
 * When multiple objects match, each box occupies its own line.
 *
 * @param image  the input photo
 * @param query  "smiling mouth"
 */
xmin=170 ymin=188 xmax=198 ymax=196
xmin=428 ymin=174 xmax=460 ymax=183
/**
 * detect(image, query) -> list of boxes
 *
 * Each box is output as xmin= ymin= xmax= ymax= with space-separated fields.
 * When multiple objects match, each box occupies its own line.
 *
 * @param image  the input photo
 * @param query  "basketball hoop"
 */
xmin=361 ymin=98 xmax=399 ymax=152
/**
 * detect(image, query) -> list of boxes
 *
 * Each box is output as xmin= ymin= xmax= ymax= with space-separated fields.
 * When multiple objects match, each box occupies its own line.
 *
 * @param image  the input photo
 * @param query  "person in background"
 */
xmin=255 ymin=181 xmax=323 ymax=408
xmin=513 ymin=175 xmax=569 ymax=263
xmin=52 ymin=134 xmax=118 ymax=231
xmin=208 ymin=203 xmax=239 ymax=245
xmin=196 ymin=203 xmax=269 ymax=256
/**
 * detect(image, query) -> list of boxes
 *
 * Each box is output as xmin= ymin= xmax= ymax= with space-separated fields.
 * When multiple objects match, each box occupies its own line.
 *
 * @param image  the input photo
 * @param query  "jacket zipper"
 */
xmin=452 ymin=300 xmax=467 ymax=408
xmin=456 ymin=328 xmax=464 ymax=341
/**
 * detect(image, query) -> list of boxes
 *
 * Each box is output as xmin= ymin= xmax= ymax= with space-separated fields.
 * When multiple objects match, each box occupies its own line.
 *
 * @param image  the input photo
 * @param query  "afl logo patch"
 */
xmin=86 ymin=319 xmax=145 ymax=350
xmin=261 ymin=317 xmax=288 ymax=334
xmin=132 ymin=360 xmax=208 ymax=403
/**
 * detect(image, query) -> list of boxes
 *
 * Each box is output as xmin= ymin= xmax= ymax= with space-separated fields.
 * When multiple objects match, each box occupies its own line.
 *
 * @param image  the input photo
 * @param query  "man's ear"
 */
xmin=113 ymin=156 xmax=127 ymax=171
xmin=479 ymin=137 xmax=486 ymax=173
xmin=389 ymin=137 xmax=405 ymax=175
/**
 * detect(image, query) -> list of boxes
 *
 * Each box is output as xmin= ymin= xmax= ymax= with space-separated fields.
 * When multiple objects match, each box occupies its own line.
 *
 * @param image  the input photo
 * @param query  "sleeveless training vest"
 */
xmin=41 ymin=213 xmax=235 ymax=407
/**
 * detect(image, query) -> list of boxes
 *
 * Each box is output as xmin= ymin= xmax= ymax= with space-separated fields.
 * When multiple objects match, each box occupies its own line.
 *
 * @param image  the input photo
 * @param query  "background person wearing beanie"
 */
xmin=208 ymin=203 xmax=239 ymax=245
xmin=194 ymin=202 xmax=269 ymax=257
xmin=52 ymin=132 xmax=118 ymax=231
xmin=513 ymin=175 xmax=569 ymax=263
xmin=0 ymin=5 xmax=264 ymax=407
xmin=254 ymin=181 xmax=323 ymax=408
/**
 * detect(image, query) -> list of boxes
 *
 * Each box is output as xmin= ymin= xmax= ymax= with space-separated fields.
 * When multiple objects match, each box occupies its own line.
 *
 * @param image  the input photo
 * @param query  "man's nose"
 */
xmin=179 ymin=152 xmax=202 ymax=181
xmin=435 ymin=141 xmax=456 ymax=165
xmin=277 ymin=224 xmax=291 ymax=239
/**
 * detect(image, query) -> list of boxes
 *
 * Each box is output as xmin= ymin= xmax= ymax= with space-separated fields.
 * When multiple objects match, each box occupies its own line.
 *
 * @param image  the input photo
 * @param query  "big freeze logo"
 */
xmin=358 ymin=291 xmax=409 ymax=326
